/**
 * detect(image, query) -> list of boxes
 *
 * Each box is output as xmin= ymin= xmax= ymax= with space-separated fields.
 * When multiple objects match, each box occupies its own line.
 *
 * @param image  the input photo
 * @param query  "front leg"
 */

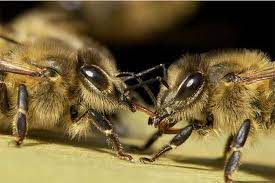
xmin=140 ymin=123 xmax=195 ymax=163
xmin=132 ymin=119 xmax=178 ymax=151
xmin=88 ymin=109 xmax=133 ymax=162
xmin=13 ymin=84 xmax=28 ymax=145
xmin=222 ymin=135 xmax=234 ymax=160
xmin=224 ymin=119 xmax=251 ymax=183
xmin=0 ymin=76 xmax=9 ymax=113
xmin=131 ymin=130 xmax=163 ymax=151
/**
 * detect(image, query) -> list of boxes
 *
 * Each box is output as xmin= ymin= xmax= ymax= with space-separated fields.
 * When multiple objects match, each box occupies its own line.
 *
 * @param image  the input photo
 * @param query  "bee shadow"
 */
xmin=0 ymin=129 xmax=118 ymax=156
xmin=3 ymin=129 xmax=273 ymax=181
xmin=0 ymin=129 xmax=154 ymax=156
xmin=169 ymin=155 xmax=275 ymax=181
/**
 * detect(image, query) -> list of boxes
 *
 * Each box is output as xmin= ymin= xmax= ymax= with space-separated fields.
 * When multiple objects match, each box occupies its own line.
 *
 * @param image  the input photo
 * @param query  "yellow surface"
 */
xmin=0 ymin=111 xmax=274 ymax=183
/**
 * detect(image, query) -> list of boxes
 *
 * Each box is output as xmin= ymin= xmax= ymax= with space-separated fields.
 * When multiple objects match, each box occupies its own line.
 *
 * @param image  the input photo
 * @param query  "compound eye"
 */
xmin=175 ymin=72 xmax=204 ymax=100
xmin=80 ymin=65 xmax=109 ymax=91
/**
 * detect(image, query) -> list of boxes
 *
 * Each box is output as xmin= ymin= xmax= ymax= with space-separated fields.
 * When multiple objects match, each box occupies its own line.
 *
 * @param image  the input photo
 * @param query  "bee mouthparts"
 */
xmin=131 ymin=102 xmax=156 ymax=116
xmin=148 ymin=113 xmax=171 ymax=128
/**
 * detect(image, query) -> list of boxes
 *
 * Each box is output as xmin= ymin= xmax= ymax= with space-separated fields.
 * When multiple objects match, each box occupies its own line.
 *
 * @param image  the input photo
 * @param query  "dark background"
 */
xmin=0 ymin=2 xmax=274 ymax=101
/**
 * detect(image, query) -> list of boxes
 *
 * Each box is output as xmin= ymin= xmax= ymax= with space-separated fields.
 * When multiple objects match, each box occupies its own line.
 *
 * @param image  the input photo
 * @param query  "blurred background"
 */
xmin=0 ymin=2 xmax=274 ymax=101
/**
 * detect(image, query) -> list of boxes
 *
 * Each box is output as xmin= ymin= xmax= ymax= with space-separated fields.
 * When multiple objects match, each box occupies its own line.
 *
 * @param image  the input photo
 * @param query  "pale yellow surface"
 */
xmin=0 ymin=111 xmax=274 ymax=183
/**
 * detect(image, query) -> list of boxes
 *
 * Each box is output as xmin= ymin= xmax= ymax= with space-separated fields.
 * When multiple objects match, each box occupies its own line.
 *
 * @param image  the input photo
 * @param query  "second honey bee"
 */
xmin=136 ymin=50 xmax=274 ymax=182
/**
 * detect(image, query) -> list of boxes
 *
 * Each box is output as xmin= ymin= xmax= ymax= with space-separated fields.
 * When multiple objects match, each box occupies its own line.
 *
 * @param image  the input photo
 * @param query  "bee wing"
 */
xmin=238 ymin=64 xmax=275 ymax=83
xmin=0 ymin=59 xmax=45 ymax=77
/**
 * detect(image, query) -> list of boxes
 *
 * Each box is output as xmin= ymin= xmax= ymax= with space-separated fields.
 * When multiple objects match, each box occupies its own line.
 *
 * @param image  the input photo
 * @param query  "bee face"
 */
xmin=155 ymin=69 xmax=206 ymax=124
xmin=77 ymin=48 xmax=132 ymax=112
xmin=159 ymin=72 xmax=205 ymax=106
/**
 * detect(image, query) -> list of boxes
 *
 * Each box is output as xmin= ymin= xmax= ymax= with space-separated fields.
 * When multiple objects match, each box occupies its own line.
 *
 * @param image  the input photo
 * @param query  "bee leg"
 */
xmin=224 ymin=119 xmax=251 ymax=183
xmin=0 ymin=76 xmax=9 ymax=113
xmin=140 ymin=124 xmax=194 ymax=163
xmin=222 ymin=135 xmax=234 ymax=160
xmin=88 ymin=109 xmax=133 ymax=162
xmin=132 ymin=119 xmax=177 ymax=151
xmin=131 ymin=130 xmax=163 ymax=151
xmin=13 ymin=84 xmax=28 ymax=145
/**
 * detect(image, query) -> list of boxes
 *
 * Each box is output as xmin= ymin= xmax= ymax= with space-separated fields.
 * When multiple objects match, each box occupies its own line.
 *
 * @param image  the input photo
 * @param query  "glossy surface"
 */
xmin=81 ymin=66 xmax=109 ymax=91
xmin=175 ymin=73 xmax=204 ymax=100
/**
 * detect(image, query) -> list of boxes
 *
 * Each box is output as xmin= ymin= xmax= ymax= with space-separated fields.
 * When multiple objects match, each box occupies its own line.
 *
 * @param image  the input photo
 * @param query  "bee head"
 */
xmin=160 ymin=72 xmax=204 ymax=107
xmin=77 ymin=48 xmax=134 ymax=112
xmin=149 ymin=71 xmax=205 ymax=126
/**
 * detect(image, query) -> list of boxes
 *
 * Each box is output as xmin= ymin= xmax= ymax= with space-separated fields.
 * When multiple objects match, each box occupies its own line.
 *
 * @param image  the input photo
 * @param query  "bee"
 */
xmin=136 ymin=50 xmax=275 ymax=182
xmin=0 ymin=9 xmax=164 ymax=161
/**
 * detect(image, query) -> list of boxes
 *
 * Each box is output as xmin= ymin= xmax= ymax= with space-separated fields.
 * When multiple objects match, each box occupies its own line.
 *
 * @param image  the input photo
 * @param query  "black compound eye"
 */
xmin=175 ymin=72 xmax=204 ymax=100
xmin=81 ymin=65 xmax=109 ymax=91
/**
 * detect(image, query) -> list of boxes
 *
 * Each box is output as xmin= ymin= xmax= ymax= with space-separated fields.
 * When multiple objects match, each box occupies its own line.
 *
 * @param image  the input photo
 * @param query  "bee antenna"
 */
xmin=0 ymin=35 xmax=21 ymax=45
xmin=125 ymin=76 xmax=169 ymax=90
xmin=118 ymin=64 xmax=167 ymax=81
xmin=131 ymin=74 xmax=157 ymax=107
xmin=117 ymin=64 xmax=169 ymax=107
xmin=116 ymin=72 xmax=134 ymax=78
xmin=117 ymin=72 xmax=157 ymax=107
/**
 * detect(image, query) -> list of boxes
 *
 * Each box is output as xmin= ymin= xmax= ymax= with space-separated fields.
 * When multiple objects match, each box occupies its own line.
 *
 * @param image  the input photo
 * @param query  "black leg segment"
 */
xmin=223 ymin=135 xmax=234 ymax=160
xmin=131 ymin=130 xmax=163 ymax=151
xmin=88 ymin=109 xmax=133 ymax=161
xmin=233 ymin=120 xmax=251 ymax=148
xmin=141 ymin=130 xmax=162 ymax=150
xmin=15 ymin=84 xmax=28 ymax=145
xmin=140 ymin=124 xmax=194 ymax=163
xmin=0 ymin=78 xmax=9 ymax=113
xmin=169 ymin=124 xmax=193 ymax=146
xmin=224 ymin=119 xmax=251 ymax=183
xmin=132 ymin=119 xmax=178 ymax=151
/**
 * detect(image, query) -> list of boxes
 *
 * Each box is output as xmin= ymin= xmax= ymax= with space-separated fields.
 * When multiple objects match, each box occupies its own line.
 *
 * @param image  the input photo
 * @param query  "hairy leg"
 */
xmin=88 ymin=108 xmax=133 ymax=161
xmin=224 ymin=119 xmax=251 ymax=183
xmin=13 ymin=84 xmax=28 ymax=145
xmin=223 ymin=135 xmax=234 ymax=160
xmin=139 ymin=124 xmax=195 ymax=163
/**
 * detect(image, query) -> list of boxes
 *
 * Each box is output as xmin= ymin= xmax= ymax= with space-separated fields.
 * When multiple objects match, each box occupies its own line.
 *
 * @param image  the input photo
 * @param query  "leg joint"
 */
xmin=18 ymin=108 xmax=27 ymax=115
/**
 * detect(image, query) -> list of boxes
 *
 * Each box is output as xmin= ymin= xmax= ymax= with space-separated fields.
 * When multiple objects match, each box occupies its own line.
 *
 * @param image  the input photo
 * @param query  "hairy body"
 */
xmin=138 ymin=50 xmax=275 ymax=182
xmin=159 ymin=50 xmax=274 ymax=134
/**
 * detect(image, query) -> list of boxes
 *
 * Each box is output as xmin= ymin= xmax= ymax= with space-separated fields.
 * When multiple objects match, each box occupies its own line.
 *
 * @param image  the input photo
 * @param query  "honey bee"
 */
xmin=0 ymin=9 xmax=163 ymax=161
xmin=137 ymin=50 xmax=275 ymax=182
